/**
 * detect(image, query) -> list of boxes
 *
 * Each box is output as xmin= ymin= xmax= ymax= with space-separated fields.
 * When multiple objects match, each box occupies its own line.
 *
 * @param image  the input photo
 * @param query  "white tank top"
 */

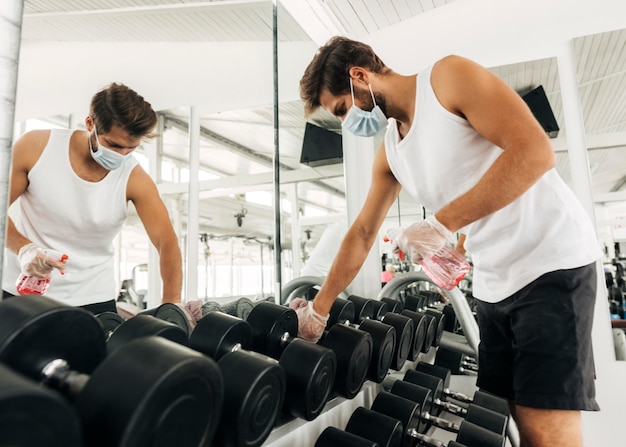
xmin=385 ymin=66 xmax=601 ymax=302
xmin=2 ymin=128 xmax=138 ymax=306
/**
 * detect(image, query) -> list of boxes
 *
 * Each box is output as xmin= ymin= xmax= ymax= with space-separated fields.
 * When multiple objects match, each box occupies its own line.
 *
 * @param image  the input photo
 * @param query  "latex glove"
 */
xmin=292 ymin=301 xmax=328 ymax=343
xmin=389 ymin=215 xmax=454 ymax=264
xmin=17 ymin=243 xmax=68 ymax=278
xmin=288 ymin=297 xmax=309 ymax=311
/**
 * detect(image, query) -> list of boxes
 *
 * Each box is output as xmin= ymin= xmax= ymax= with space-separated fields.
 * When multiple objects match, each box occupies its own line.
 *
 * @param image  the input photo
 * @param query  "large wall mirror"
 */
xmin=571 ymin=28 xmax=626 ymax=358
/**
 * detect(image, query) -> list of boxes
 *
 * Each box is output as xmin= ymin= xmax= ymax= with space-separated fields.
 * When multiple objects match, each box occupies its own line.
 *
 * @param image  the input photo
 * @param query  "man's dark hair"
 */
xmin=300 ymin=36 xmax=388 ymax=116
xmin=90 ymin=83 xmax=158 ymax=138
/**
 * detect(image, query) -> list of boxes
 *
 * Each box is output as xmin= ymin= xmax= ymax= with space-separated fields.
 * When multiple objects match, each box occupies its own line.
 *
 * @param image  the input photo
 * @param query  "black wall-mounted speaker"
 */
xmin=521 ymin=85 xmax=560 ymax=138
xmin=300 ymin=122 xmax=343 ymax=167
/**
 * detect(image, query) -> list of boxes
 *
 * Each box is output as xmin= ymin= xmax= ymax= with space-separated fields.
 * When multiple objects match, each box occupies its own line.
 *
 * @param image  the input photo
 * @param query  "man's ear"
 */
xmin=348 ymin=66 xmax=370 ymax=85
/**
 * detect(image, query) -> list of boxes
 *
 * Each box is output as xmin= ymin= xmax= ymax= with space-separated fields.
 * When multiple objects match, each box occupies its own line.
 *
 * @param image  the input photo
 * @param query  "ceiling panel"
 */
xmin=14 ymin=0 xmax=626 ymax=263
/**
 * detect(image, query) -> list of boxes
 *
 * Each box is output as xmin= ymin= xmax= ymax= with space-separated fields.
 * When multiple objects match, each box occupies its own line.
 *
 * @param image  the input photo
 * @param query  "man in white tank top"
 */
xmin=3 ymin=83 xmax=183 ymax=313
xmin=294 ymin=37 xmax=601 ymax=447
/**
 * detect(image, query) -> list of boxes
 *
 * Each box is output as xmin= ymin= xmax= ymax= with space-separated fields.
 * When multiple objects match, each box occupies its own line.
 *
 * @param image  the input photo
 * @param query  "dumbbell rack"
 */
xmin=262 ymin=350 xmax=487 ymax=447
xmin=264 ymin=273 xmax=519 ymax=446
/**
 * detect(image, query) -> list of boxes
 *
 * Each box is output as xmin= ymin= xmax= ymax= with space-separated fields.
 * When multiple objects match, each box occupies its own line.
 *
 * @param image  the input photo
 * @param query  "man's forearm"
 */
xmin=313 ymin=229 xmax=375 ymax=316
xmin=159 ymin=243 xmax=183 ymax=303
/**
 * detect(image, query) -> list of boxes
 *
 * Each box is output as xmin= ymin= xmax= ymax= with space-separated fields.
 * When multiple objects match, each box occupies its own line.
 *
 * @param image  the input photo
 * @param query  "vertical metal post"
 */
xmin=272 ymin=0 xmax=282 ymax=304
xmin=185 ymin=106 xmax=200 ymax=303
xmin=0 ymin=0 xmax=24 ymax=283
xmin=147 ymin=115 xmax=163 ymax=305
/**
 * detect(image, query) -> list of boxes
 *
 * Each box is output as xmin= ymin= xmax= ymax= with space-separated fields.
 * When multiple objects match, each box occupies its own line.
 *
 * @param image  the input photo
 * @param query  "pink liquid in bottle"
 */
xmin=419 ymin=246 xmax=471 ymax=290
xmin=16 ymin=253 xmax=68 ymax=295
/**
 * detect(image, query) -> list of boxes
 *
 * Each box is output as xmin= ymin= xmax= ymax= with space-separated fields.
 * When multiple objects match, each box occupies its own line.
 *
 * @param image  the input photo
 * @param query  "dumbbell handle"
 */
xmin=407 ymin=428 xmax=461 ymax=447
xmin=434 ymin=397 xmax=467 ymax=417
xmin=443 ymin=387 xmax=473 ymax=404
xmin=41 ymin=359 xmax=89 ymax=400
xmin=422 ymin=411 xmax=461 ymax=434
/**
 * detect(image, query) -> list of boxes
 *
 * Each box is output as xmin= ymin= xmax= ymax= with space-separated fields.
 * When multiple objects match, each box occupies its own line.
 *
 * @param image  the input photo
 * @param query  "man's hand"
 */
xmin=289 ymin=298 xmax=328 ymax=343
xmin=18 ymin=243 xmax=68 ymax=277
xmin=391 ymin=215 xmax=453 ymax=263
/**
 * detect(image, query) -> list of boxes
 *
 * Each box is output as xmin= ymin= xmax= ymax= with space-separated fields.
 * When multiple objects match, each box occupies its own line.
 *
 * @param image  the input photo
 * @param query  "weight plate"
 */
xmin=472 ymin=390 xmax=511 ymax=416
xmin=381 ymin=297 xmax=404 ymax=313
xmin=415 ymin=362 xmax=452 ymax=393
xmin=280 ymin=339 xmax=336 ymax=420
xmin=190 ymin=311 xmax=252 ymax=360
xmin=390 ymin=380 xmax=433 ymax=434
xmin=322 ymin=325 xmax=372 ymax=399
xmin=345 ymin=407 xmax=403 ymax=447
xmin=456 ymin=420 xmax=506 ymax=447
xmin=0 ymin=296 xmax=106 ymax=380
xmin=347 ymin=295 xmax=375 ymax=322
xmin=315 ymin=427 xmax=378 ymax=447
xmin=147 ymin=303 xmax=192 ymax=337
xmin=404 ymin=294 xmax=422 ymax=312
xmin=358 ymin=319 xmax=396 ymax=383
xmin=328 ymin=298 xmax=356 ymax=327
xmin=246 ymin=301 xmax=297 ymax=358
xmin=221 ymin=297 xmax=255 ymax=320
xmin=415 ymin=311 xmax=436 ymax=353
xmin=77 ymin=336 xmax=223 ymax=447
xmin=404 ymin=369 xmax=445 ymax=417
xmin=370 ymin=299 xmax=390 ymax=320
xmin=371 ymin=391 xmax=421 ymax=447
xmin=0 ymin=363 xmax=81 ymax=447
xmin=107 ymin=314 xmax=189 ymax=356
xmin=95 ymin=311 xmax=125 ymax=341
xmin=216 ymin=350 xmax=285 ymax=447
xmin=424 ymin=309 xmax=446 ymax=347
xmin=381 ymin=312 xmax=414 ymax=371
xmin=434 ymin=346 xmax=465 ymax=373
xmin=465 ymin=405 xmax=508 ymax=437
xmin=400 ymin=310 xmax=427 ymax=361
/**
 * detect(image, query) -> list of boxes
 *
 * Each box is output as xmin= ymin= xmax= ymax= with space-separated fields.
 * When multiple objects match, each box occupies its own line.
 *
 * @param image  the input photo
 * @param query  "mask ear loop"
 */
xmin=368 ymin=84 xmax=378 ymax=107
xmin=349 ymin=78 xmax=356 ymax=105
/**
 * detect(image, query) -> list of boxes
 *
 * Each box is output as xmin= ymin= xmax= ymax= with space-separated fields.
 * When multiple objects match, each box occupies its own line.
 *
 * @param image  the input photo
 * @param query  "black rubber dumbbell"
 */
xmin=415 ymin=362 xmax=510 ymax=416
xmin=246 ymin=300 xmax=370 ymax=400
xmin=139 ymin=302 xmax=193 ymax=336
xmin=327 ymin=297 xmax=399 ymax=382
xmin=411 ymin=290 xmax=462 ymax=334
xmin=380 ymin=296 xmax=405 ymax=313
xmin=370 ymin=391 xmax=505 ymax=447
xmin=0 ymin=296 xmax=223 ymax=447
xmin=315 ymin=426 xmax=379 ymax=447
xmin=341 ymin=403 xmax=504 ymax=447
xmin=434 ymin=346 xmax=479 ymax=375
xmin=347 ymin=295 xmax=420 ymax=372
xmin=94 ymin=311 xmax=125 ymax=341
xmin=388 ymin=379 xmax=505 ymax=438
xmin=197 ymin=310 xmax=335 ymax=423
xmin=378 ymin=296 xmax=429 ymax=361
xmin=0 ymin=362 xmax=82 ymax=447
xmin=403 ymin=294 xmax=446 ymax=351
xmin=401 ymin=370 xmax=508 ymax=437
xmin=106 ymin=310 xmax=286 ymax=447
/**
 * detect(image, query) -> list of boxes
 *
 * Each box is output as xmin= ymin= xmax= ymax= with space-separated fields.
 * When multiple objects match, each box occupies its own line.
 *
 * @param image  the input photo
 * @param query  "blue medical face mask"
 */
xmin=341 ymin=78 xmax=388 ymax=137
xmin=89 ymin=125 xmax=128 ymax=171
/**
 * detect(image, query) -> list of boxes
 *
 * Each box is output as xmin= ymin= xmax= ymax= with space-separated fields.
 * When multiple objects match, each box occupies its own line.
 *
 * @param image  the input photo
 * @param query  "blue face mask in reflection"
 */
xmin=341 ymin=78 xmax=388 ymax=137
xmin=89 ymin=125 xmax=127 ymax=171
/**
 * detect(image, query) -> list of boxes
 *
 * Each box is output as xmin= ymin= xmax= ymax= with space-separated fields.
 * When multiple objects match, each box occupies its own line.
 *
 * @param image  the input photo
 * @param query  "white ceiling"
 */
xmin=10 ymin=0 xmax=626 ymax=265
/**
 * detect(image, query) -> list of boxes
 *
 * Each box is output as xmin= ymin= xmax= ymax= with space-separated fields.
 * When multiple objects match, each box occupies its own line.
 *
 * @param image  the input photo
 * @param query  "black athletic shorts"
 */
xmin=475 ymin=262 xmax=600 ymax=411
